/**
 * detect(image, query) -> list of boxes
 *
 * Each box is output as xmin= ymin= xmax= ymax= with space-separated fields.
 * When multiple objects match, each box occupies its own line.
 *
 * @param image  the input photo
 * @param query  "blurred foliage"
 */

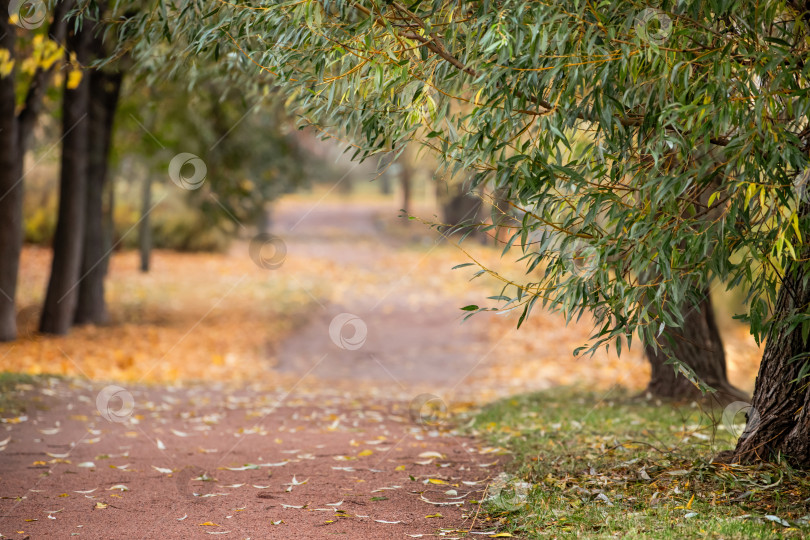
xmin=101 ymin=0 xmax=810 ymax=385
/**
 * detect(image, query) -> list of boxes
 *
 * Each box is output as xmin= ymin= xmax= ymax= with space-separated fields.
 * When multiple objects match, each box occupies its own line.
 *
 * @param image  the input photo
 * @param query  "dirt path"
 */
xmin=0 ymin=201 xmax=512 ymax=539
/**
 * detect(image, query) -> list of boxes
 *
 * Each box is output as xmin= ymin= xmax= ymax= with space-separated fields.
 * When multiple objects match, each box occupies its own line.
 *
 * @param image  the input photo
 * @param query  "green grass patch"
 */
xmin=470 ymin=387 xmax=810 ymax=539
xmin=0 ymin=371 xmax=43 ymax=416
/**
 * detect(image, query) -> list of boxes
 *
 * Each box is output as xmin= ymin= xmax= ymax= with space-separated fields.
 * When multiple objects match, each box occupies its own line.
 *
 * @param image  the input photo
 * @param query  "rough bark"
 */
xmin=0 ymin=12 xmax=21 ymax=342
xmin=731 ymin=207 xmax=810 ymax=466
xmin=74 ymin=70 xmax=122 ymax=325
xmin=40 ymin=23 xmax=92 ymax=335
xmin=644 ymin=289 xmax=748 ymax=406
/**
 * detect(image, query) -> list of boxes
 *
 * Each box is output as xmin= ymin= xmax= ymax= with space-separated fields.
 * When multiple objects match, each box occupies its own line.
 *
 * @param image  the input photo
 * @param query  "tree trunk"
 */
xmin=400 ymin=158 xmax=412 ymax=217
xmin=0 ymin=14 xmax=21 ymax=342
xmin=139 ymin=175 xmax=152 ymax=273
xmin=74 ymin=70 xmax=122 ymax=325
xmin=644 ymin=289 xmax=748 ymax=405
xmin=731 ymin=217 xmax=810 ymax=466
xmin=40 ymin=24 xmax=92 ymax=335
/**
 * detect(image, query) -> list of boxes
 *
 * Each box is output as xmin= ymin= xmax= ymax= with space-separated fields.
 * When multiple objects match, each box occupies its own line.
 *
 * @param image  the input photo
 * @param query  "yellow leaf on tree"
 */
xmin=0 ymin=49 xmax=14 ymax=78
xmin=66 ymin=69 xmax=82 ymax=89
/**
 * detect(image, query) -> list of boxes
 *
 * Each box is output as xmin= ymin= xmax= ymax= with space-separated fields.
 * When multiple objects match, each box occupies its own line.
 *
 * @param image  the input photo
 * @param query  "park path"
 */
xmin=0 ymin=200 xmax=516 ymax=539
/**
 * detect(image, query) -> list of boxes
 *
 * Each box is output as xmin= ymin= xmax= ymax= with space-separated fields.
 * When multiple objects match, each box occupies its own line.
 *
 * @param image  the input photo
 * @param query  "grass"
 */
xmin=0 ymin=371 xmax=41 ymax=416
xmin=469 ymin=388 xmax=810 ymax=539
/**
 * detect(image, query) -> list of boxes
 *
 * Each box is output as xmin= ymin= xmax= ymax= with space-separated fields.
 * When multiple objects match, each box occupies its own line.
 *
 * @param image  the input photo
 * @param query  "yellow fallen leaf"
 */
xmin=199 ymin=522 xmax=219 ymax=527
xmin=490 ymin=534 xmax=513 ymax=538
xmin=425 ymin=513 xmax=443 ymax=518
xmin=32 ymin=461 xmax=46 ymax=466
xmin=358 ymin=449 xmax=373 ymax=457
xmin=428 ymin=479 xmax=448 ymax=485
xmin=94 ymin=502 xmax=108 ymax=509
xmin=395 ymin=465 xmax=406 ymax=471
xmin=58 ymin=493 xmax=69 ymax=498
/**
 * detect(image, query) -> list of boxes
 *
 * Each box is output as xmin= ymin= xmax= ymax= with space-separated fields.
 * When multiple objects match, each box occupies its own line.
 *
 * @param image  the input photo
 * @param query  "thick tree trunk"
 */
xmin=74 ymin=70 xmax=122 ymax=325
xmin=0 ymin=14 xmax=21 ymax=342
xmin=644 ymin=290 xmax=748 ymax=405
xmin=40 ymin=25 xmax=92 ymax=335
xmin=731 ymin=220 xmax=810 ymax=466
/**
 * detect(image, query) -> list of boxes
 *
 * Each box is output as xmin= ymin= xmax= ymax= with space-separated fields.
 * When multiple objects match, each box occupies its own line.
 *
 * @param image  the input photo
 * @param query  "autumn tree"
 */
xmin=114 ymin=0 xmax=810 ymax=465
xmin=0 ymin=0 xmax=70 ymax=340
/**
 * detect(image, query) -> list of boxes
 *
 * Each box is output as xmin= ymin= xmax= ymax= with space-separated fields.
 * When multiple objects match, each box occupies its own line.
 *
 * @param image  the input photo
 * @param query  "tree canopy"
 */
xmin=111 ymin=0 xmax=810 ymax=388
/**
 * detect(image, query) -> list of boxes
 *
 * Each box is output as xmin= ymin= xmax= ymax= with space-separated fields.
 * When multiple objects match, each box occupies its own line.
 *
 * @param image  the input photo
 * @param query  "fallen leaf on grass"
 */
xmin=765 ymin=515 xmax=790 ymax=527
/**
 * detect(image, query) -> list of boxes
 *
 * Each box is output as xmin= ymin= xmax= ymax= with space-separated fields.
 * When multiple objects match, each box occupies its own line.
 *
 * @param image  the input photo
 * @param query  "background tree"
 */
xmin=0 ymin=0 xmax=70 ymax=340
